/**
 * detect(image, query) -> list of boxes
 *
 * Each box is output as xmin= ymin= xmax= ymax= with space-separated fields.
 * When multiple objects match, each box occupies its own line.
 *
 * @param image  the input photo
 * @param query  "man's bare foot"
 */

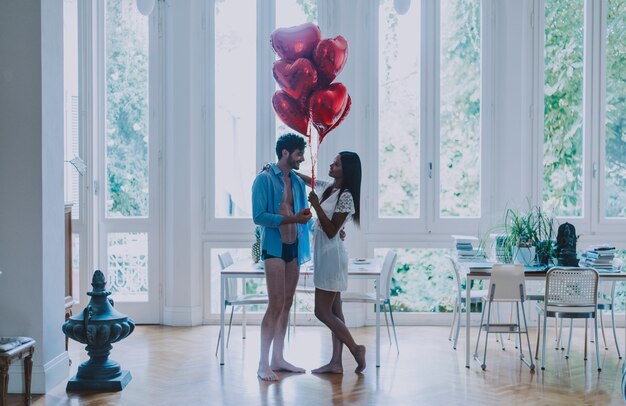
xmin=270 ymin=359 xmax=305 ymax=373
xmin=257 ymin=365 xmax=279 ymax=381
xmin=311 ymin=362 xmax=343 ymax=374
xmin=353 ymin=345 xmax=366 ymax=373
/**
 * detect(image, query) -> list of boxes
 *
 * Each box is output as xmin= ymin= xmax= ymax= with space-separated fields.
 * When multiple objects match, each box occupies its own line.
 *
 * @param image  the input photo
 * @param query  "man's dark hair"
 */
xmin=275 ymin=133 xmax=306 ymax=160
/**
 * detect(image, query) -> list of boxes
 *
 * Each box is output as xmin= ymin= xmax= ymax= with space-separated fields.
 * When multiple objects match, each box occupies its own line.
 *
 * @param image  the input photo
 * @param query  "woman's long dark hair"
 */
xmin=321 ymin=151 xmax=361 ymax=226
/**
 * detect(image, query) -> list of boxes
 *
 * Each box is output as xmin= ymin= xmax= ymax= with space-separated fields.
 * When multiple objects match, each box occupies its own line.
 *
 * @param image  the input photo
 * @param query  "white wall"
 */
xmin=162 ymin=0 xmax=205 ymax=326
xmin=0 ymin=0 xmax=69 ymax=393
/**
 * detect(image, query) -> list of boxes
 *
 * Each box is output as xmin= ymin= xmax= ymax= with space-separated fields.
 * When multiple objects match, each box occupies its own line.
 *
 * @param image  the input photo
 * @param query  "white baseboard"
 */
xmin=163 ymin=305 xmax=203 ymax=326
xmin=7 ymin=351 xmax=69 ymax=394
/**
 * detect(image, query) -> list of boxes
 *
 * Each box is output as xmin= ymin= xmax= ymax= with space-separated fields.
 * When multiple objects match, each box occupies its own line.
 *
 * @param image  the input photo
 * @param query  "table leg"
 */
xmin=466 ymin=275 xmax=472 ymax=368
xmin=220 ymin=275 xmax=225 ymax=365
xmin=24 ymin=352 xmax=33 ymax=406
xmin=376 ymin=279 xmax=381 ymax=367
xmin=242 ymin=278 xmax=247 ymax=339
xmin=1 ymin=363 xmax=8 ymax=406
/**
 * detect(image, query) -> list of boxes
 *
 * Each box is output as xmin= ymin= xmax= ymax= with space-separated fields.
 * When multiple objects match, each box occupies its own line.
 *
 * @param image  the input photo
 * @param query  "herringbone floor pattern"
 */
xmin=6 ymin=325 xmax=625 ymax=405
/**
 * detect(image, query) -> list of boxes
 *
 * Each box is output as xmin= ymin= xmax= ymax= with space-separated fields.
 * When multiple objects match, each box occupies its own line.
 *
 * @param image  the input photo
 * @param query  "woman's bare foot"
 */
xmin=353 ymin=345 xmax=366 ymax=373
xmin=311 ymin=362 xmax=343 ymax=374
xmin=270 ymin=359 xmax=305 ymax=373
xmin=257 ymin=364 xmax=279 ymax=381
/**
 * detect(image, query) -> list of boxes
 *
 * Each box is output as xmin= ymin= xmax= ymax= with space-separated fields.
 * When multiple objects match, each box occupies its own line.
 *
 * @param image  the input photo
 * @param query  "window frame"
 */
xmin=367 ymin=0 xmax=494 ymax=236
xmin=534 ymin=0 xmax=626 ymax=235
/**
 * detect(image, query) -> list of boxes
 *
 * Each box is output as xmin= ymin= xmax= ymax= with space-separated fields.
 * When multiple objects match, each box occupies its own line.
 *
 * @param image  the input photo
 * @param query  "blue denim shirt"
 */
xmin=252 ymin=163 xmax=311 ymax=265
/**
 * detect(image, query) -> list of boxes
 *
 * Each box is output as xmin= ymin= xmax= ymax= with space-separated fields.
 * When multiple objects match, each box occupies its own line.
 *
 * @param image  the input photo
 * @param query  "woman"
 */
xmin=297 ymin=151 xmax=366 ymax=374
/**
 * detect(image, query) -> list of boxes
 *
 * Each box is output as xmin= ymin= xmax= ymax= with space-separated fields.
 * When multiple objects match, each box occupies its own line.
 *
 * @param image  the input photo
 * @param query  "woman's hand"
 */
xmin=308 ymin=191 xmax=320 ymax=209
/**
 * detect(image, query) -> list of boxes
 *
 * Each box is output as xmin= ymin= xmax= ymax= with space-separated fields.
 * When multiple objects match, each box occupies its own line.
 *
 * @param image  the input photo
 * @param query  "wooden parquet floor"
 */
xmin=7 ymin=325 xmax=625 ymax=405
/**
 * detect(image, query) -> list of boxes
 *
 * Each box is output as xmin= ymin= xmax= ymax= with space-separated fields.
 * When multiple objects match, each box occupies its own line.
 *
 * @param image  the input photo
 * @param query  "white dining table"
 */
xmin=219 ymin=258 xmax=382 ymax=367
xmin=462 ymin=263 xmax=626 ymax=368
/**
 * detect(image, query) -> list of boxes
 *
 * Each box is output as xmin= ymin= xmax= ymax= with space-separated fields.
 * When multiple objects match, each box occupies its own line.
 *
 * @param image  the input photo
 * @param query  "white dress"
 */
xmin=312 ymin=179 xmax=356 ymax=292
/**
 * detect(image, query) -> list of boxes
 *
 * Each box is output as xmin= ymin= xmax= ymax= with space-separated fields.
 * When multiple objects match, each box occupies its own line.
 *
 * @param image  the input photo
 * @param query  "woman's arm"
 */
xmin=295 ymin=172 xmax=312 ymax=187
xmin=308 ymin=191 xmax=347 ymax=239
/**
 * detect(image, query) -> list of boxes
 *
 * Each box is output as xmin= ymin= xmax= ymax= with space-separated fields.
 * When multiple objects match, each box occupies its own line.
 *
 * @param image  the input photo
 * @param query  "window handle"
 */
xmin=592 ymin=162 xmax=598 ymax=179
xmin=428 ymin=162 xmax=433 ymax=179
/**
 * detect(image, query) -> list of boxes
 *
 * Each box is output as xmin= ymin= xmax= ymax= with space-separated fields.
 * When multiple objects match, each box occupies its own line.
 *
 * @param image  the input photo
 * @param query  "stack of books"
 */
xmin=580 ymin=244 xmax=616 ymax=271
xmin=452 ymin=235 xmax=487 ymax=262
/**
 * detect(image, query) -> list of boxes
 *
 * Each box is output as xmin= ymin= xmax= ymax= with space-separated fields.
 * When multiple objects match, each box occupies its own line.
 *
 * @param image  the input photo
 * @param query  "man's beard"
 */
xmin=287 ymin=156 xmax=300 ymax=170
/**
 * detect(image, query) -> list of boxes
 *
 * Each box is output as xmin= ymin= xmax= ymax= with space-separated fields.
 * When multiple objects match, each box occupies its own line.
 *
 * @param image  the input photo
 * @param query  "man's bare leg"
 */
xmin=258 ymin=258 xmax=286 ymax=381
xmin=271 ymin=258 xmax=305 ymax=373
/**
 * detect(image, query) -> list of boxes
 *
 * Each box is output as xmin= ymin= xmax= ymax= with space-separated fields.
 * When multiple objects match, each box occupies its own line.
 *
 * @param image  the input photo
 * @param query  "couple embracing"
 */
xmin=251 ymin=133 xmax=365 ymax=381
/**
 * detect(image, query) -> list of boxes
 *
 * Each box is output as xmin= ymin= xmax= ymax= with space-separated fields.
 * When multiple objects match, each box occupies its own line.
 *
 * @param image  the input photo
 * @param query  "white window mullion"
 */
xmin=257 ymin=0 xmax=275 ymax=174
xmin=204 ymin=0 xmax=215 ymax=233
xmin=533 ymin=0 xmax=544 ymax=211
xmin=596 ymin=0 xmax=607 ymax=232
xmin=597 ymin=0 xmax=626 ymax=232
xmin=586 ymin=0 xmax=600 ymax=234
xmin=426 ymin=0 xmax=438 ymax=234
xmin=479 ymin=0 xmax=495 ymax=233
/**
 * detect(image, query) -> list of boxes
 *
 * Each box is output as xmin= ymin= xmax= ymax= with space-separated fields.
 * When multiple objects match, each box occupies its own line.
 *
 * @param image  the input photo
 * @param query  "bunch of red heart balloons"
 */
xmin=271 ymin=22 xmax=351 ymax=145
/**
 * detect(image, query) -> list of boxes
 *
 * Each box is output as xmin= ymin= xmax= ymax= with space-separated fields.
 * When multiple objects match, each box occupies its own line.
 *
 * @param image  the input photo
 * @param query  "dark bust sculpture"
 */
xmin=555 ymin=222 xmax=578 ymax=266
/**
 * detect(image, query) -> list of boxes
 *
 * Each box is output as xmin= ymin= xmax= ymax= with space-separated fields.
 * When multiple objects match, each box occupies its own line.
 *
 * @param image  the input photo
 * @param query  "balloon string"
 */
xmin=308 ymin=121 xmax=315 ymax=189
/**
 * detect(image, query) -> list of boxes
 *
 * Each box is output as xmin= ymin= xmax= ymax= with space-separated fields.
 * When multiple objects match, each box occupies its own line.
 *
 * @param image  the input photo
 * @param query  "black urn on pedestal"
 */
xmin=62 ymin=270 xmax=135 ymax=392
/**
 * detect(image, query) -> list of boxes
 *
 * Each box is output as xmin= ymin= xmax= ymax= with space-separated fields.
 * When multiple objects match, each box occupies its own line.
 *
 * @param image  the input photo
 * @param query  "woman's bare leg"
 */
xmin=313 ymin=288 xmax=366 ymax=373
xmin=312 ymin=293 xmax=345 ymax=373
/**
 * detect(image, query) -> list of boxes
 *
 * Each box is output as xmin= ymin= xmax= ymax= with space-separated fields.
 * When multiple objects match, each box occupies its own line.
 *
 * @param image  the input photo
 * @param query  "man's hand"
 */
xmin=295 ymin=208 xmax=312 ymax=224
xmin=339 ymin=228 xmax=346 ymax=241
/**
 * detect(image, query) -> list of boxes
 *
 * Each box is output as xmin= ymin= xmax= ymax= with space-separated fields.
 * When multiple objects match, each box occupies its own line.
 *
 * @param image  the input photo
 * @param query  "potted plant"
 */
xmin=534 ymin=207 xmax=556 ymax=265
xmin=499 ymin=206 xmax=556 ymax=266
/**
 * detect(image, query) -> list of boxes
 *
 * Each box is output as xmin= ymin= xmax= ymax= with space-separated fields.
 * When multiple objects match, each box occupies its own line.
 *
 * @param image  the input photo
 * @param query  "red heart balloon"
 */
xmin=313 ymin=36 xmax=348 ymax=86
xmin=309 ymin=83 xmax=349 ymax=140
xmin=272 ymin=90 xmax=309 ymax=136
xmin=320 ymin=95 xmax=351 ymax=143
xmin=272 ymin=58 xmax=318 ymax=105
xmin=271 ymin=23 xmax=321 ymax=61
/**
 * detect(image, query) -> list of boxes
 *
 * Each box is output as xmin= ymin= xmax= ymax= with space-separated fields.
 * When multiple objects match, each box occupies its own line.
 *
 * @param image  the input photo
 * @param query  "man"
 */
xmin=252 ymin=133 xmax=312 ymax=381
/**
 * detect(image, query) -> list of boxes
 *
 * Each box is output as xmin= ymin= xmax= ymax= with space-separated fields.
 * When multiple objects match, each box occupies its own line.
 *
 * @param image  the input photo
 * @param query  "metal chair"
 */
xmin=473 ymin=264 xmax=535 ymax=371
xmin=342 ymin=250 xmax=399 ymax=353
xmin=215 ymin=252 xmax=269 ymax=355
xmin=562 ymin=279 xmax=622 ymax=359
xmin=536 ymin=267 xmax=601 ymax=371
xmin=446 ymin=256 xmax=490 ymax=350
xmin=595 ymin=280 xmax=622 ymax=358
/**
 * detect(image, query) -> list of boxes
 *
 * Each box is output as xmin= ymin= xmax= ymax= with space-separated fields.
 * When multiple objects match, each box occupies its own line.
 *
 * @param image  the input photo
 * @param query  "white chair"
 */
xmin=446 ymin=256 xmax=490 ymax=350
xmin=215 ymin=252 xmax=269 ymax=355
xmin=342 ymin=250 xmax=399 ymax=353
xmin=595 ymin=280 xmax=622 ymax=358
xmin=536 ymin=267 xmax=601 ymax=371
xmin=563 ymin=279 xmax=622 ymax=359
xmin=473 ymin=264 xmax=535 ymax=371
